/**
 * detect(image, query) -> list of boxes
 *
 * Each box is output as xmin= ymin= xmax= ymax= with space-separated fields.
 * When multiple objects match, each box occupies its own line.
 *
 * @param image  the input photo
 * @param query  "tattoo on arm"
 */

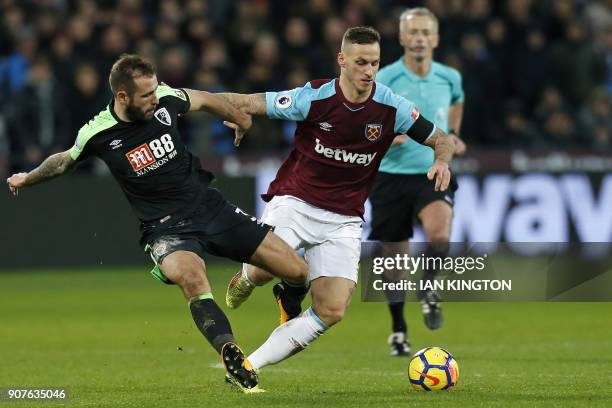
xmin=217 ymin=93 xmax=267 ymax=115
xmin=25 ymin=151 xmax=76 ymax=187
xmin=424 ymin=128 xmax=454 ymax=165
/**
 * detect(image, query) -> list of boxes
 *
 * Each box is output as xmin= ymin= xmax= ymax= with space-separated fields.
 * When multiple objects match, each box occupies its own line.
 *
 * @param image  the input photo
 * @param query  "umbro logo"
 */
xmin=154 ymin=107 xmax=171 ymax=126
xmin=319 ymin=122 xmax=333 ymax=132
xmin=109 ymin=139 xmax=123 ymax=149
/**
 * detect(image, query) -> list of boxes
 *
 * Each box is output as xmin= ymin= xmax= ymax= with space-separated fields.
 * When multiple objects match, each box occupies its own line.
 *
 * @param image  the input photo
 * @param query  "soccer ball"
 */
xmin=408 ymin=347 xmax=459 ymax=391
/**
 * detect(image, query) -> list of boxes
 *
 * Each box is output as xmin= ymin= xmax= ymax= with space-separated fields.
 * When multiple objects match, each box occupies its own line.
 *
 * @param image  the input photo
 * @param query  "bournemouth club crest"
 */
xmin=154 ymin=107 xmax=171 ymax=126
xmin=365 ymin=123 xmax=382 ymax=141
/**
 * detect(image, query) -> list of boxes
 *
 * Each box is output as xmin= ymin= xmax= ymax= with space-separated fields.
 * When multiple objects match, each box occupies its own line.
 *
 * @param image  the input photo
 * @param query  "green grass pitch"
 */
xmin=1 ymin=264 xmax=611 ymax=407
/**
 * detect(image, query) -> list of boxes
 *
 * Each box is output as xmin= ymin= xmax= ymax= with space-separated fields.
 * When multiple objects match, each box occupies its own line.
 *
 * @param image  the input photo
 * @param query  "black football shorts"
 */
xmin=368 ymin=172 xmax=458 ymax=242
xmin=144 ymin=188 xmax=271 ymax=284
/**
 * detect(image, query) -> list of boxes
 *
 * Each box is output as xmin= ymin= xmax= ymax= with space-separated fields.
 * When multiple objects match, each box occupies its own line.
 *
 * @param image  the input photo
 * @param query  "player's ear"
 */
xmin=116 ymin=89 xmax=129 ymax=105
xmin=338 ymin=52 xmax=346 ymax=69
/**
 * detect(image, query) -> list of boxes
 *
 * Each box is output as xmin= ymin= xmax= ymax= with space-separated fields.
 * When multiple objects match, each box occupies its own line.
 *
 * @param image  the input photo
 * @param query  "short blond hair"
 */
xmin=399 ymin=7 xmax=439 ymax=33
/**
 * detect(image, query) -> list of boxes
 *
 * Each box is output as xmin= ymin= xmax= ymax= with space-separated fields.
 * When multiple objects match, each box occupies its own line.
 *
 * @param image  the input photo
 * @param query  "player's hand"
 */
xmin=223 ymin=119 xmax=248 ymax=147
xmin=427 ymin=161 xmax=451 ymax=192
xmin=450 ymin=134 xmax=467 ymax=155
xmin=7 ymin=172 xmax=28 ymax=196
xmin=390 ymin=134 xmax=408 ymax=147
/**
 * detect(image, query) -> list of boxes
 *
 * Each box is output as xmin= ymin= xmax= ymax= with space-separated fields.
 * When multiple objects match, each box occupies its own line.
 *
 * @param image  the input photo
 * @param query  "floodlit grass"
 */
xmin=1 ymin=265 xmax=611 ymax=407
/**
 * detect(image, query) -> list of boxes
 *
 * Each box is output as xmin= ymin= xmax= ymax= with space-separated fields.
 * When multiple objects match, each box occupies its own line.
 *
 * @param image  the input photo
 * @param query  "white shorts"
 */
xmin=259 ymin=195 xmax=362 ymax=283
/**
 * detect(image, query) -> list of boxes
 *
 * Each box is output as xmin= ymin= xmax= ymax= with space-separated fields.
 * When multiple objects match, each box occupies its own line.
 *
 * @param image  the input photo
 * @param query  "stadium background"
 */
xmin=1 ymin=0 xmax=610 ymax=266
xmin=1 ymin=1 xmax=611 ymax=407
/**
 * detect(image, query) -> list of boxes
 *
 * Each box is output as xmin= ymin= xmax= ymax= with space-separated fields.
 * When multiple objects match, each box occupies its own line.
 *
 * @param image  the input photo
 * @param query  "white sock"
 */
xmin=248 ymin=307 xmax=328 ymax=370
xmin=242 ymin=263 xmax=260 ymax=286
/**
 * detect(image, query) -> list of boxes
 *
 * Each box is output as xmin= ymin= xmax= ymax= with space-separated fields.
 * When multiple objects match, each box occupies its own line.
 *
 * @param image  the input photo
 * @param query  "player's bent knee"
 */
xmin=160 ymin=252 xmax=209 ymax=297
xmin=313 ymin=304 xmax=346 ymax=326
xmin=177 ymin=268 xmax=208 ymax=298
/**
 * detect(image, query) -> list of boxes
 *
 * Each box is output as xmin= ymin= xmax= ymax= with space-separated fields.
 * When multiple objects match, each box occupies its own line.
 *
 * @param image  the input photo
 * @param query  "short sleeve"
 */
xmin=156 ymin=84 xmax=191 ymax=114
xmin=449 ymin=70 xmax=464 ymax=104
xmin=265 ymin=86 xmax=314 ymax=121
xmin=265 ymin=80 xmax=337 ymax=121
xmin=70 ymin=106 xmax=117 ymax=161
xmin=69 ymin=127 xmax=92 ymax=161
xmin=380 ymin=89 xmax=435 ymax=144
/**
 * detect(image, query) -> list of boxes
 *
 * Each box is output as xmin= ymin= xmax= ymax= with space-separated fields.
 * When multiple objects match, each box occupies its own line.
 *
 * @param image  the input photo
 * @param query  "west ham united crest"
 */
xmin=365 ymin=123 xmax=382 ymax=141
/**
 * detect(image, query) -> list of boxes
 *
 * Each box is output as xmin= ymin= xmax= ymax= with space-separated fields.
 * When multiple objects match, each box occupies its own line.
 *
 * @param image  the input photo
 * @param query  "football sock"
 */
xmin=388 ymin=302 xmax=407 ymax=333
xmin=422 ymin=243 xmax=449 ymax=285
xmin=248 ymin=307 xmax=328 ymax=370
xmin=189 ymin=294 xmax=235 ymax=354
xmin=280 ymin=278 xmax=310 ymax=299
xmin=242 ymin=264 xmax=263 ymax=286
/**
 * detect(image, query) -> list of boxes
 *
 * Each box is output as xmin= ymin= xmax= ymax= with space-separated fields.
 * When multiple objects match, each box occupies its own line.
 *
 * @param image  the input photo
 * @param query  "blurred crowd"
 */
xmin=0 ymin=0 xmax=611 ymax=177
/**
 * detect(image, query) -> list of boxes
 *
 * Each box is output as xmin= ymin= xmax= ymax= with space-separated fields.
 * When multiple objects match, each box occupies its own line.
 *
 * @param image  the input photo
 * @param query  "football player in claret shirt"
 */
xmin=220 ymin=27 xmax=455 ymax=375
xmin=6 ymin=54 xmax=308 ymax=393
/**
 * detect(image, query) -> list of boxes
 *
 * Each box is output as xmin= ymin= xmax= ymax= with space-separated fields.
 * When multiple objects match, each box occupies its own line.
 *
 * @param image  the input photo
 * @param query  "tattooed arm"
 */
xmin=184 ymin=89 xmax=252 ymax=129
xmin=422 ymin=128 xmax=454 ymax=191
xmin=424 ymin=128 xmax=454 ymax=166
xmin=6 ymin=150 xmax=76 ymax=196
xmin=216 ymin=93 xmax=267 ymax=115
xmin=215 ymin=93 xmax=267 ymax=146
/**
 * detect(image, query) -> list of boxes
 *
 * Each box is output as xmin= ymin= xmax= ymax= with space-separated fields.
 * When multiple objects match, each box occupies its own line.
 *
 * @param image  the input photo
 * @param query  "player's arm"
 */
xmin=402 ymin=111 xmax=454 ymax=192
xmin=183 ymin=89 xmax=253 ymax=146
xmin=215 ymin=93 xmax=267 ymax=116
xmin=423 ymin=128 xmax=454 ymax=192
xmin=7 ymin=150 xmax=76 ymax=196
xmin=448 ymin=102 xmax=466 ymax=155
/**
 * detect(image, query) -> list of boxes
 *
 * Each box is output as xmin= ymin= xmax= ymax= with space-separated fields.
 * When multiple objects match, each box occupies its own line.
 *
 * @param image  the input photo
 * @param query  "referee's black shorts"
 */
xmin=368 ymin=172 xmax=458 ymax=242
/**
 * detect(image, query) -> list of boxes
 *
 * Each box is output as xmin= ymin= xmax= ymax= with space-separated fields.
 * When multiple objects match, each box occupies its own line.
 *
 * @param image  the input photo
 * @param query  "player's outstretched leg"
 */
xmin=226 ymin=264 xmax=260 ymax=309
xmin=247 ymin=277 xmax=354 ymax=370
xmin=228 ymin=230 xmax=308 ymax=316
xmin=249 ymin=230 xmax=308 ymax=285
xmin=222 ymin=343 xmax=264 ymax=393
xmin=226 ymin=264 xmax=308 ymax=323
xmin=158 ymin=249 xmax=261 ymax=392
